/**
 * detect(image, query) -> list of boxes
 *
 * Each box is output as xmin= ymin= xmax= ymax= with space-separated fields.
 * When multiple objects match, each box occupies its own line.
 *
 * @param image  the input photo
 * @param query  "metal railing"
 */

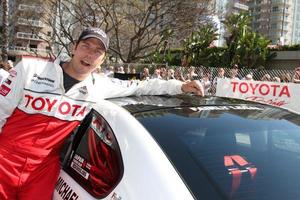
xmin=101 ymin=63 xmax=299 ymax=95
xmin=0 ymin=45 xmax=51 ymax=55
xmin=18 ymin=18 xmax=44 ymax=28
xmin=16 ymin=32 xmax=43 ymax=41
xmin=18 ymin=4 xmax=43 ymax=13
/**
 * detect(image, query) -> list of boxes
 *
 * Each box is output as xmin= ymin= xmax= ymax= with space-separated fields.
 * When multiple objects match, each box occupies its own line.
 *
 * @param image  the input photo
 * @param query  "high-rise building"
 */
xmin=227 ymin=0 xmax=250 ymax=14
xmin=212 ymin=0 xmax=249 ymax=47
xmin=248 ymin=0 xmax=300 ymax=45
xmin=292 ymin=0 xmax=300 ymax=44
xmin=0 ymin=0 xmax=53 ymax=61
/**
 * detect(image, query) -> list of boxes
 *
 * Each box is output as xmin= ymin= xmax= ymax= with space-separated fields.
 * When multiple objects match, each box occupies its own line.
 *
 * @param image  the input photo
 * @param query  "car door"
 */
xmin=54 ymin=99 xmax=195 ymax=200
xmin=53 ymin=109 xmax=124 ymax=200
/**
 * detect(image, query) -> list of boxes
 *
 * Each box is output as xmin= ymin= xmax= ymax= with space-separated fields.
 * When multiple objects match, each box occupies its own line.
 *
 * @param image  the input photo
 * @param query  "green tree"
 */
xmin=183 ymin=25 xmax=218 ymax=66
xmin=147 ymin=47 xmax=182 ymax=66
xmin=147 ymin=24 xmax=218 ymax=67
xmin=223 ymin=12 xmax=275 ymax=68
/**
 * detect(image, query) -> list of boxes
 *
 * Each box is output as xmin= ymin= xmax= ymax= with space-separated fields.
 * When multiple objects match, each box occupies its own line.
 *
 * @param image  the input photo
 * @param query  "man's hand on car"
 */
xmin=181 ymin=80 xmax=204 ymax=97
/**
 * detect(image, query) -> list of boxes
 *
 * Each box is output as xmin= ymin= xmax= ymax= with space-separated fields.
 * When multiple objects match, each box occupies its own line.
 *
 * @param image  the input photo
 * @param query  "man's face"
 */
xmin=218 ymin=69 xmax=224 ymax=76
xmin=143 ymin=68 xmax=149 ymax=75
xmin=72 ymin=38 xmax=106 ymax=76
xmin=231 ymin=68 xmax=238 ymax=76
xmin=155 ymin=69 xmax=160 ymax=75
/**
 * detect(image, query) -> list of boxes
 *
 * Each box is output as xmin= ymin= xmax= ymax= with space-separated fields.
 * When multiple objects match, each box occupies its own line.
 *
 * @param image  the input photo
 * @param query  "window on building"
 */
xmin=272 ymin=6 xmax=279 ymax=12
xmin=271 ymin=23 xmax=278 ymax=29
xmin=29 ymin=44 xmax=37 ymax=49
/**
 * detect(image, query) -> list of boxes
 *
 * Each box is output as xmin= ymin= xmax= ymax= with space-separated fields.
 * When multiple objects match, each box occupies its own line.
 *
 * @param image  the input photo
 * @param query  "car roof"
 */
xmin=109 ymin=95 xmax=300 ymax=125
xmin=109 ymin=95 xmax=300 ymax=200
xmin=109 ymin=95 xmax=299 ymax=120
xmin=109 ymin=95 xmax=264 ymax=112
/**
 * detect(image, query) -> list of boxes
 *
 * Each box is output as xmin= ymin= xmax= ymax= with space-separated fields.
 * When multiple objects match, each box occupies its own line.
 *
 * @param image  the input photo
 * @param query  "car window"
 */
xmin=137 ymin=107 xmax=300 ymax=200
xmin=62 ymin=110 xmax=123 ymax=198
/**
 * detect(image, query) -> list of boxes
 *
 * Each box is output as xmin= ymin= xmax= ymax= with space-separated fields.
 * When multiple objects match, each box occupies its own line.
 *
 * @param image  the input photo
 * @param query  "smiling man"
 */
xmin=0 ymin=27 xmax=204 ymax=200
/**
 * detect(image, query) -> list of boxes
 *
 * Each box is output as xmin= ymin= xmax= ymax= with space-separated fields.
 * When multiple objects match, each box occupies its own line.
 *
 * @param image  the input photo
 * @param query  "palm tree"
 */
xmin=183 ymin=25 xmax=219 ymax=66
xmin=223 ymin=12 xmax=274 ymax=68
xmin=2 ymin=0 xmax=9 ymax=62
xmin=223 ymin=12 xmax=251 ymax=67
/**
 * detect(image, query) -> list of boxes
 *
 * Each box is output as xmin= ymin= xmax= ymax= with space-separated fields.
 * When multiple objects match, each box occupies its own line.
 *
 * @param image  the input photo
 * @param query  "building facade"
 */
xmin=0 ymin=0 xmax=53 ymax=61
xmin=249 ymin=0 xmax=300 ymax=45
xmin=212 ymin=0 xmax=249 ymax=47
xmin=292 ymin=0 xmax=300 ymax=44
xmin=227 ymin=0 xmax=250 ymax=14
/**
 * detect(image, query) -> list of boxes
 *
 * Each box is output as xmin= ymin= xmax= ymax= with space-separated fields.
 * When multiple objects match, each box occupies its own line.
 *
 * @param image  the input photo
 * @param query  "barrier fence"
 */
xmin=177 ymin=67 xmax=295 ymax=82
xmin=102 ymin=63 xmax=297 ymax=84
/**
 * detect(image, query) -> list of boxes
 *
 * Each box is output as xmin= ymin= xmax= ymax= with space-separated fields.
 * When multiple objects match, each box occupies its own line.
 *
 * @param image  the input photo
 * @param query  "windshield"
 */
xmin=136 ymin=106 xmax=300 ymax=200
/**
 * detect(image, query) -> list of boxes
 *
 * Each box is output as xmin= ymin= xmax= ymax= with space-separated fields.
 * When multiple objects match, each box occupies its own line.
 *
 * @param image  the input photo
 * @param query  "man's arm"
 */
xmin=94 ymin=76 xmax=204 ymax=99
xmin=293 ymin=75 xmax=300 ymax=83
xmin=0 ymin=62 xmax=24 ymax=131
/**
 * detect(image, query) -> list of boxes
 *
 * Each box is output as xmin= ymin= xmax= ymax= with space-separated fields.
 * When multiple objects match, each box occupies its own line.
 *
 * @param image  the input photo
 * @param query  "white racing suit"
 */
xmin=0 ymin=56 xmax=183 ymax=200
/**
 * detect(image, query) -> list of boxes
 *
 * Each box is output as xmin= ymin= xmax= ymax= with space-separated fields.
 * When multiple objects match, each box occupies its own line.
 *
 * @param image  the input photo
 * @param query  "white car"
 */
xmin=53 ymin=95 xmax=300 ymax=200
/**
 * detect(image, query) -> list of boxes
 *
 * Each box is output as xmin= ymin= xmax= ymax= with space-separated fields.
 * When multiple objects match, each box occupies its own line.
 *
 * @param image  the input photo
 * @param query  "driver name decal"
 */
xmin=71 ymin=154 xmax=91 ymax=180
xmin=55 ymin=177 xmax=79 ymax=200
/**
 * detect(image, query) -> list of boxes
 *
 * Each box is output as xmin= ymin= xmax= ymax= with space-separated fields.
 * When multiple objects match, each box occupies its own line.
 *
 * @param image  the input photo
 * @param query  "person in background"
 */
xmin=167 ymin=68 xmax=175 ymax=80
xmin=117 ymin=66 xmax=125 ymax=74
xmin=104 ymin=65 xmax=115 ymax=77
xmin=229 ymin=65 xmax=241 ymax=80
xmin=124 ymin=66 xmax=130 ymax=74
xmin=130 ymin=67 xmax=136 ymax=74
xmin=292 ymin=66 xmax=300 ymax=83
xmin=261 ymin=73 xmax=271 ymax=82
xmin=280 ymin=73 xmax=291 ymax=83
xmin=160 ymin=67 xmax=168 ymax=80
xmin=141 ymin=67 xmax=150 ymax=80
xmin=0 ymin=61 xmax=12 ymax=85
xmin=244 ymin=74 xmax=253 ymax=81
xmin=174 ymin=67 xmax=185 ymax=82
xmin=0 ymin=27 xmax=205 ymax=200
xmin=273 ymin=76 xmax=281 ymax=82
xmin=212 ymin=67 xmax=225 ymax=86
xmin=7 ymin=60 xmax=14 ymax=68
xmin=211 ymin=67 xmax=225 ymax=94
xmin=151 ymin=68 xmax=162 ymax=79
xmin=186 ymin=66 xmax=197 ymax=80
xmin=201 ymin=72 xmax=212 ymax=95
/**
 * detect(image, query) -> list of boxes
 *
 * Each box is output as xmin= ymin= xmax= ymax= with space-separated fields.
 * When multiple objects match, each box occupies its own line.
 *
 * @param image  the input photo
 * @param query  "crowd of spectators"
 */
xmin=93 ymin=64 xmax=300 ymax=95
xmin=259 ymin=67 xmax=300 ymax=83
